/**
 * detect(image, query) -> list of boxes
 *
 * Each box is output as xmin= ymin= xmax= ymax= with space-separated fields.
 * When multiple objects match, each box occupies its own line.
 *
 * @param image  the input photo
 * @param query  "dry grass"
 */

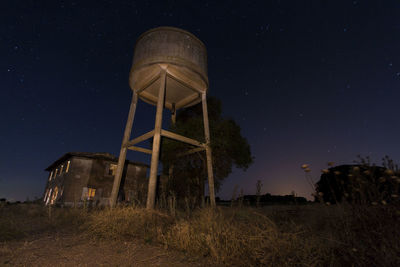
xmin=85 ymin=207 xmax=174 ymax=243
xmin=1 ymin=203 xmax=399 ymax=266
xmin=159 ymin=207 xmax=333 ymax=266
xmin=0 ymin=203 xmax=85 ymax=241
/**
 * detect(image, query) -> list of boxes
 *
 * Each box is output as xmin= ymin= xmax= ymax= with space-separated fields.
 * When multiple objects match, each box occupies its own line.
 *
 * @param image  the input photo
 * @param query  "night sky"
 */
xmin=1 ymin=1 xmax=400 ymax=202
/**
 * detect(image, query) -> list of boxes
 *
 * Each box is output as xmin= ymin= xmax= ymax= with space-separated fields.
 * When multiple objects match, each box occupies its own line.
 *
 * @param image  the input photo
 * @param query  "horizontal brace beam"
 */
xmin=127 ymin=146 xmax=152 ymax=154
xmin=136 ymin=72 xmax=160 ymax=94
xmin=161 ymin=129 xmax=205 ymax=147
xmin=125 ymin=130 xmax=154 ymax=147
xmin=177 ymin=147 xmax=206 ymax=157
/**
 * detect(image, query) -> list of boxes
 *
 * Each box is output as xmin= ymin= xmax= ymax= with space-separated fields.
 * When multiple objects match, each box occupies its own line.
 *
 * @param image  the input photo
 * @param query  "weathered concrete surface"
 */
xmin=44 ymin=153 xmax=149 ymax=207
xmin=129 ymin=26 xmax=209 ymax=110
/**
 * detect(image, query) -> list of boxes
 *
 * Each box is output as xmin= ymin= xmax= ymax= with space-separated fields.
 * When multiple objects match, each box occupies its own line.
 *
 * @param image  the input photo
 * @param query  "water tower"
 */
xmin=110 ymin=27 xmax=215 ymax=209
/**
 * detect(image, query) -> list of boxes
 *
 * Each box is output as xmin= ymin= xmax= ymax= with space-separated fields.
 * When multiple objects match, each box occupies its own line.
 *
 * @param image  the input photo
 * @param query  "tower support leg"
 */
xmin=146 ymin=69 xmax=167 ymax=209
xmin=201 ymin=93 xmax=216 ymax=207
xmin=110 ymin=92 xmax=138 ymax=208
xmin=167 ymin=105 xmax=176 ymax=195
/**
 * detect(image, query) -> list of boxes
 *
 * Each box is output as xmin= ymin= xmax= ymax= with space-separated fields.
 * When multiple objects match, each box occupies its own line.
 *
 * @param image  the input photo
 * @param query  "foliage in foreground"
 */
xmin=310 ymin=156 xmax=400 ymax=205
xmin=1 ymin=203 xmax=399 ymax=266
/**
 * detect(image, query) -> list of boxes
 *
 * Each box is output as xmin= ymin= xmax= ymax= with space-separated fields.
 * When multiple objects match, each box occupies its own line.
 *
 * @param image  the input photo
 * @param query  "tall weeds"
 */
xmin=301 ymin=156 xmax=400 ymax=266
xmin=1 ymin=203 xmax=399 ymax=266
xmin=159 ymin=207 xmax=334 ymax=266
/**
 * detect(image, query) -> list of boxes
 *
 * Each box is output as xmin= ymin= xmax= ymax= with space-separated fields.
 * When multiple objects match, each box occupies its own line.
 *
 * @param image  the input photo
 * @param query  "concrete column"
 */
xmin=146 ymin=69 xmax=167 ymax=209
xmin=110 ymin=92 xmax=138 ymax=208
xmin=168 ymin=104 xmax=176 ymax=185
xmin=201 ymin=93 xmax=216 ymax=207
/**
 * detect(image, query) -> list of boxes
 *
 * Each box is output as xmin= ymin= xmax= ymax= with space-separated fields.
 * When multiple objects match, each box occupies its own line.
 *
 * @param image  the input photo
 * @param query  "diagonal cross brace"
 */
xmin=176 ymin=147 xmax=206 ymax=157
xmin=160 ymin=129 xmax=205 ymax=147
xmin=124 ymin=130 xmax=155 ymax=147
xmin=127 ymin=146 xmax=152 ymax=154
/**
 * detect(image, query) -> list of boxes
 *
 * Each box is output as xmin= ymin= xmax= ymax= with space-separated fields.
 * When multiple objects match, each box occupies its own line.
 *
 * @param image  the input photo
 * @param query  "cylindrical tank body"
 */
xmin=129 ymin=27 xmax=208 ymax=110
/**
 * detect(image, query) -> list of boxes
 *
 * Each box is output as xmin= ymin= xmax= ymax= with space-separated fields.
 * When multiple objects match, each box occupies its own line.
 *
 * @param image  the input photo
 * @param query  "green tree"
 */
xmin=160 ymin=97 xmax=253 ymax=206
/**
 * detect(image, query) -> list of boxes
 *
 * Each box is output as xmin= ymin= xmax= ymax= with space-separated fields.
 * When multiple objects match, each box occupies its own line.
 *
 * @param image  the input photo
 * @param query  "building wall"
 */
xmin=123 ymin=164 xmax=148 ymax=205
xmin=87 ymin=159 xmax=116 ymax=205
xmin=44 ymin=167 xmax=67 ymax=204
xmin=44 ymin=156 xmax=149 ymax=206
xmin=62 ymin=157 xmax=92 ymax=205
xmin=86 ymin=160 xmax=149 ymax=205
xmin=43 ymin=160 xmax=74 ymax=205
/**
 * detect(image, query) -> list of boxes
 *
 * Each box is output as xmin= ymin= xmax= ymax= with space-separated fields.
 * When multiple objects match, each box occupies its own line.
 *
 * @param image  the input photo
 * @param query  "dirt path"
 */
xmin=0 ymin=232 xmax=214 ymax=267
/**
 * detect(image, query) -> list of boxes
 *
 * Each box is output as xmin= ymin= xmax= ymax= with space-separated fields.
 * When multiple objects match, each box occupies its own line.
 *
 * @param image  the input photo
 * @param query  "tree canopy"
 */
xmin=160 ymin=96 xmax=253 ymax=203
xmin=315 ymin=157 xmax=400 ymax=204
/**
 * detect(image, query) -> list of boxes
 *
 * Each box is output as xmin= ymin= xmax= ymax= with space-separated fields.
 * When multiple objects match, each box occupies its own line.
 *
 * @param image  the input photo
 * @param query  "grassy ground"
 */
xmin=0 ymin=202 xmax=399 ymax=266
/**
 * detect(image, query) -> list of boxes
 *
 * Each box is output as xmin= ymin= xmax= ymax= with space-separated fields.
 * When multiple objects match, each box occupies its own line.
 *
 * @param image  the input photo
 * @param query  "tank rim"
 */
xmin=134 ymin=26 xmax=207 ymax=50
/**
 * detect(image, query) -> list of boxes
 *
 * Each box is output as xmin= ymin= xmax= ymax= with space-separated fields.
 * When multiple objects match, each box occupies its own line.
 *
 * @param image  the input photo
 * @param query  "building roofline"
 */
xmin=45 ymin=152 xmax=149 ymax=171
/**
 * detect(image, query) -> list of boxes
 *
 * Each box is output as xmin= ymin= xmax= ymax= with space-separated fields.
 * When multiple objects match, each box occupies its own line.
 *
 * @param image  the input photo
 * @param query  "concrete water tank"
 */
xmin=129 ymin=26 xmax=208 ymax=110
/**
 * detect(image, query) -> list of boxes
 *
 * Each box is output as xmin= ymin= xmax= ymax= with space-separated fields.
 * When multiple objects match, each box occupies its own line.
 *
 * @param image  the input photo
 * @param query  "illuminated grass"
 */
xmin=1 ymin=203 xmax=399 ymax=266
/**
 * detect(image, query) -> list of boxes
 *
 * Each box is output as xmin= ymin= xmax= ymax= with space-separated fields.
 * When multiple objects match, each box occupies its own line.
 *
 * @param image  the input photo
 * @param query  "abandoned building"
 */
xmin=43 ymin=152 xmax=149 ymax=206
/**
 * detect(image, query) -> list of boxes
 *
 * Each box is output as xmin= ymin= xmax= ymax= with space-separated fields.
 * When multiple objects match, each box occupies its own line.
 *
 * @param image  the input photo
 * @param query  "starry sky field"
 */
xmin=1 ymin=0 xmax=400 ymax=201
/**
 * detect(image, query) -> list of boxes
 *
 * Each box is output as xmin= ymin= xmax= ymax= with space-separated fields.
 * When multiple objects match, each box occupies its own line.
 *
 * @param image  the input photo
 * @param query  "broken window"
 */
xmin=50 ymin=187 xmax=59 ymax=204
xmin=66 ymin=160 xmax=71 ymax=173
xmin=88 ymin=188 xmax=96 ymax=200
xmin=81 ymin=187 xmax=96 ymax=200
xmin=46 ymin=188 xmax=53 ymax=205
xmin=43 ymin=189 xmax=50 ymax=202
xmin=108 ymin=164 xmax=117 ymax=176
